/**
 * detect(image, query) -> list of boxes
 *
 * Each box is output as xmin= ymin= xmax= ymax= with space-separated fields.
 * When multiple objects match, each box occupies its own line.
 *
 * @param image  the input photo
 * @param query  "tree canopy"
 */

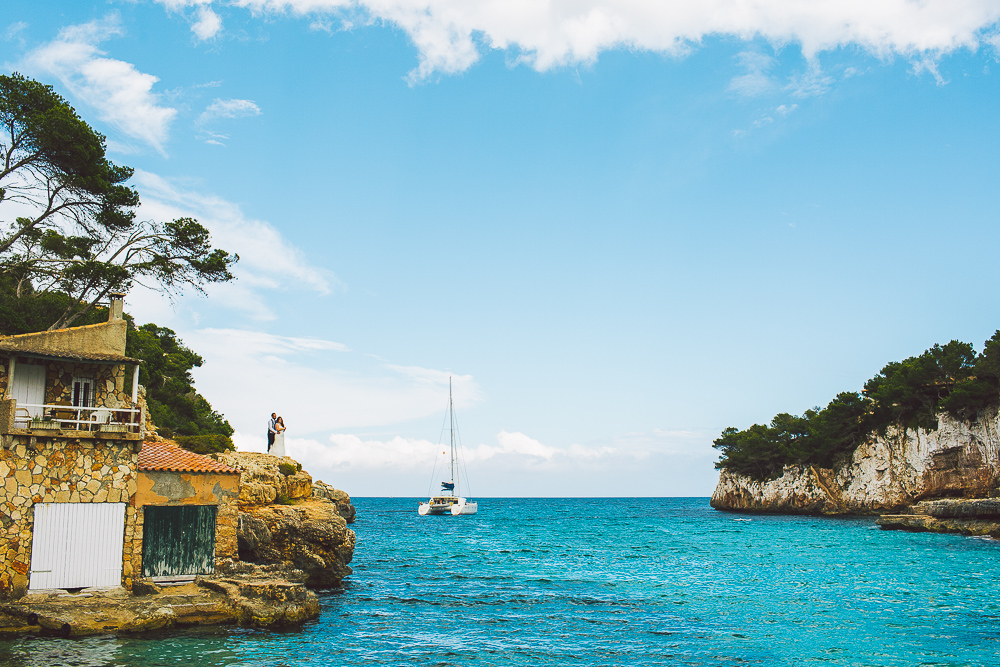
xmin=1 ymin=73 xmax=237 ymax=330
xmin=714 ymin=333 xmax=1000 ymax=481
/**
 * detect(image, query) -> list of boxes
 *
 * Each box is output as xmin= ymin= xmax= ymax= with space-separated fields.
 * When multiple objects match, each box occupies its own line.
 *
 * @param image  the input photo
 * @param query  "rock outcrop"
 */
xmin=712 ymin=408 xmax=1000 ymax=515
xmin=215 ymin=452 xmax=356 ymax=587
xmin=877 ymin=498 xmax=1000 ymax=537
xmin=313 ymin=480 xmax=357 ymax=523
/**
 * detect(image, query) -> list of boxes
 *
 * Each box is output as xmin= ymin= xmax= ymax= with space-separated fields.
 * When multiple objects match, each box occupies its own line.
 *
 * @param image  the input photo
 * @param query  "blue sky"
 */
xmin=3 ymin=1 xmax=1000 ymax=496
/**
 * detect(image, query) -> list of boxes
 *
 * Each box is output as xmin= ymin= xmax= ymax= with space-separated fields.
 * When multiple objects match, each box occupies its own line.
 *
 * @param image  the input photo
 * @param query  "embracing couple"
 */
xmin=267 ymin=413 xmax=287 ymax=456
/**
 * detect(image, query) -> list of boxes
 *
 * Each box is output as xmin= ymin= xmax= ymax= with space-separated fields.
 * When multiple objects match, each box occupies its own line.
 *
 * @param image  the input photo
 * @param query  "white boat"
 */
xmin=418 ymin=378 xmax=478 ymax=516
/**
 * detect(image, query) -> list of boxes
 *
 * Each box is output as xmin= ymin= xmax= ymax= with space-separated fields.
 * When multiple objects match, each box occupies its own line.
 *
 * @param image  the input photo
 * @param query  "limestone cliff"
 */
xmin=711 ymin=408 xmax=1000 ymax=514
xmin=214 ymin=452 xmax=356 ymax=587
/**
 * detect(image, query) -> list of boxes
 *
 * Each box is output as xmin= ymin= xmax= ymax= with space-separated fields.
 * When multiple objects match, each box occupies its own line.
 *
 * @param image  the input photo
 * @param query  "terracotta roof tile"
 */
xmin=139 ymin=440 xmax=238 ymax=474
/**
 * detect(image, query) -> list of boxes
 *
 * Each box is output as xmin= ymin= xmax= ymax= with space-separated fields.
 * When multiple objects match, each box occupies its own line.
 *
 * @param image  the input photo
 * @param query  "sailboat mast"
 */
xmin=449 ymin=376 xmax=456 ymax=490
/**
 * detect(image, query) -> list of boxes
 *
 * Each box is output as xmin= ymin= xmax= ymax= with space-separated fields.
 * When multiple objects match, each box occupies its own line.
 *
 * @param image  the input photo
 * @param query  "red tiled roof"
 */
xmin=138 ymin=440 xmax=238 ymax=474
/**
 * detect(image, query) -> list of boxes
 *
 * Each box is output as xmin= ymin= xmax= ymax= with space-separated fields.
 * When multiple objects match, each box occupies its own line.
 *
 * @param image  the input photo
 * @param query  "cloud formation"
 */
xmin=299 ymin=426 xmax=712 ymax=472
xmin=158 ymin=0 xmax=1000 ymax=80
xmin=22 ymin=16 xmax=177 ymax=153
xmin=192 ymin=6 xmax=223 ymax=41
xmin=184 ymin=328 xmax=481 ymax=439
xmin=199 ymin=98 xmax=262 ymax=123
xmin=729 ymin=51 xmax=776 ymax=97
xmin=273 ymin=426 xmax=718 ymax=495
xmin=132 ymin=170 xmax=333 ymax=320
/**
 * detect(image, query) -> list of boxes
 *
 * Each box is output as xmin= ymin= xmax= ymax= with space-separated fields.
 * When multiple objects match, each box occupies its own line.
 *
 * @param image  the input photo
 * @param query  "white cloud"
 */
xmin=159 ymin=0 xmax=1000 ymax=80
xmin=272 ymin=426 xmax=718 ymax=496
xmin=775 ymin=103 xmax=798 ymax=115
xmin=192 ymin=6 xmax=223 ymax=41
xmin=179 ymin=327 xmax=480 ymax=440
xmin=132 ymin=170 xmax=333 ymax=319
xmin=198 ymin=98 xmax=262 ymax=124
xmin=299 ymin=426 xmax=711 ymax=471
xmin=4 ymin=21 xmax=28 ymax=43
xmin=153 ymin=0 xmax=222 ymax=41
xmin=788 ymin=62 xmax=836 ymax=97
xmin=729 ymin=51 xmax=776 ymax=97
xmin=912 ymin=55 xmax=948 ymax=85
xmin=21 ymin=15 xmax=177 ymax=154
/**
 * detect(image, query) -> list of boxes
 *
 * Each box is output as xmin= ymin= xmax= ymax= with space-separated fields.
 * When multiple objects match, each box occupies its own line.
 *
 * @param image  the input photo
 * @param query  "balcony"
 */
xmin=0 ymin=399 xmax=142 ymax=441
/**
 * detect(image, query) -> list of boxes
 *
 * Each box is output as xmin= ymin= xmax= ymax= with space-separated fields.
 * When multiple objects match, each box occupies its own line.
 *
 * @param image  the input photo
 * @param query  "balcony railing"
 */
xmin=13 ymin=403 xmax=141 ymax=434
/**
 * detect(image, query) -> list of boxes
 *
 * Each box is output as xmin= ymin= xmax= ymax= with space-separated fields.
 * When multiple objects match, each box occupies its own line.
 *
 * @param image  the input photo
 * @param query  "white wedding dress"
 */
xmin=271 ymin=430 xmax=286 ymax=457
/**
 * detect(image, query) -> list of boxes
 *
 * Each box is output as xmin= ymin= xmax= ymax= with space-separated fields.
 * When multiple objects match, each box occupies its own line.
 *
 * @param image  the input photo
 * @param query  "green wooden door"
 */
xmin=142 ymin=505 xmax=217 ymax=578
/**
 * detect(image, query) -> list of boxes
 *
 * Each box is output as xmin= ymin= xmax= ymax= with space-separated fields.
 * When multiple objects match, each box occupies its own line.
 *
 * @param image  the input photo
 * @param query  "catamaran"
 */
xmin=418 ymin=378 xmax=478 ymax=516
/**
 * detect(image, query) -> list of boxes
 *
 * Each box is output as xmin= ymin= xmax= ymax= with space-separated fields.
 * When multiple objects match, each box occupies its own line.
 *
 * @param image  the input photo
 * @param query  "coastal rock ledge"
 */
xmin=215 ymin=452 xmax=356 ymax=588
xmin=0 ymin=451 xmax=355 ymax=637
xmin=711 ymin=409 xmax=1000 ymax=515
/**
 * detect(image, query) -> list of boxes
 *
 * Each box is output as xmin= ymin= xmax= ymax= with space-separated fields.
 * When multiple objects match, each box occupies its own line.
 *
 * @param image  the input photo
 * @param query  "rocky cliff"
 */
xmin=214 ymin=452 xmax=356 ymax=587
xmin=711 ymin=408 xmax=1000 ymax=514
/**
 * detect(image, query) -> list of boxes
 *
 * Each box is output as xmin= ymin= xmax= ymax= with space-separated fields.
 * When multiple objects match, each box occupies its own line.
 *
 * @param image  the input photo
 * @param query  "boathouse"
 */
xmin=0 ymin=294 xmax=145 ymax=599
xmin=135 ymin=440 xmax=239 ymax=580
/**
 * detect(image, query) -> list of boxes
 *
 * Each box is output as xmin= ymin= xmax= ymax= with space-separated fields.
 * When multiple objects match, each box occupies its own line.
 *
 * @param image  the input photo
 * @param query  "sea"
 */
xmin=2 ymin=497 xmax=1000 ymax=667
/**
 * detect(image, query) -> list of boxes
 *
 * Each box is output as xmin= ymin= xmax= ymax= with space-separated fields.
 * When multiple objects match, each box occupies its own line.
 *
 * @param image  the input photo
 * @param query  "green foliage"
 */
xmin=0 ymin=274 xmax=108 ymax=334
xmin=715 ymin=333 xmax=1000 ymax=481
xmin=175 ymin=434 xmax=234 ymax=455
xmin=863 ymin=340 xmax=978 ymax=432
xmin=0 ymin=73 xmax=138 ymax=247
xmin=125 ymin=320 xmax=234 ymax=446
xmin=1 ymin=74 xmax=237 ymax=331
xmin=278 ymin=462 xmax=298 ymax=476
xmin=275 ymin=494 xmax=294 ymax=506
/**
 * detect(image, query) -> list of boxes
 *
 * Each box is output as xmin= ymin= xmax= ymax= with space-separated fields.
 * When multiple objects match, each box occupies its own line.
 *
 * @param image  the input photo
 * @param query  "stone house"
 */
xmin=0 ymin=294 xmax=144 ymax=599
xmin=135 ymin=440 xmax=239 ymax=580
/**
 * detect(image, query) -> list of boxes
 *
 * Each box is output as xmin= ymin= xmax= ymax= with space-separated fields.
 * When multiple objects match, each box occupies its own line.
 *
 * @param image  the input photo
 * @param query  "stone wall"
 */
xmin=0 ymin=319 xmax=127 ymax=359
xmin=0 ymin=435 xmax=140 ymax=600
xmin=134 ymin=470 xmax=240 ymax=576
xmin=44 ymin=361 xmax=134 ymax=410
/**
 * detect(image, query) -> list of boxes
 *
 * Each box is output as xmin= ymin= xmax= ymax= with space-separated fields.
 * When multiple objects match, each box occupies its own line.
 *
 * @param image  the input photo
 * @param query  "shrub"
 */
xmin=278 ymin=462 xmax=297 ymax=476
xmin=175 ymin=434 xmax=234 ymax=455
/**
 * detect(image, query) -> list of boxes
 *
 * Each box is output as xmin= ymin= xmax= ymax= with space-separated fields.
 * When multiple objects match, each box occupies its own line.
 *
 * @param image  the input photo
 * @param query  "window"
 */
xmin=72 ymin=377 xmax=94 ymax=408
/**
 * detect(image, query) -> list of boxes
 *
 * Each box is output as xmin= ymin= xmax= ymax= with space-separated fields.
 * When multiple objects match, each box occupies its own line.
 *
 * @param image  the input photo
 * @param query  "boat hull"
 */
xmin=418 ymin=496 xmax=477 ymax=516
xmin=451 ymin=500 xmax=478 ymax=515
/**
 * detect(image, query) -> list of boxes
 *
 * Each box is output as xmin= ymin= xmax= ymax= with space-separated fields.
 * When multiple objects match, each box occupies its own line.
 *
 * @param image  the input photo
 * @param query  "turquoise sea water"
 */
xmin=3 ymin=497 xmax=1000 ymax=666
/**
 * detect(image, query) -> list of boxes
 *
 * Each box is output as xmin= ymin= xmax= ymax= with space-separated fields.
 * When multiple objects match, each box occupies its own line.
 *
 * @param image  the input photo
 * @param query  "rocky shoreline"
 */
xmin=876 ymin=498 xmax=1000 ymax=538
xmin=0 ymin=562 xmax=318 ymax=637
xmin=711 ymin=408 xmax=1000 ymax=516
xmin=711 ymin=408 xmax=1000 ymax=539
xmin=0 ymin=451 xmax=355 ymax=637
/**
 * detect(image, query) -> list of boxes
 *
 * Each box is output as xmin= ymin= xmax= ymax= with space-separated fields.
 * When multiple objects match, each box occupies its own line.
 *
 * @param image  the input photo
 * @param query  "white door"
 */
xmin=12 ymin=363 xmax=46 ymax=421
xmin=29 ymin=503 xmax=126 ymax=590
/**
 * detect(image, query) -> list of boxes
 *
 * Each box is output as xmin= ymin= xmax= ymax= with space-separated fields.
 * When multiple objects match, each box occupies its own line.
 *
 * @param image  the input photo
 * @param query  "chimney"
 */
xmin=108 ymin=293 xmax=125 ymax=322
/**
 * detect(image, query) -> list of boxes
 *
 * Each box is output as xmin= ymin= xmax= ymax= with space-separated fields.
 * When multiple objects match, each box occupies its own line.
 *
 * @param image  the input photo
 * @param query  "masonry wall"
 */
xmin=44 ymin=360 xmax=133 ymax=409
xmin=0 ymin=436 xmax=140 ymax=600
xmin=0 ymin=356 xmax=9 ymax=399
xmin=134 ymin=470 xmax=240 ymax=577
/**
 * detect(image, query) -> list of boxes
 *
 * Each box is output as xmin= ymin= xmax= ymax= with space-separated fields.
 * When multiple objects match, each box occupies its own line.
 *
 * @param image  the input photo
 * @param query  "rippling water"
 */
xmin=3 ymin=497 xmax=1000 ymax=666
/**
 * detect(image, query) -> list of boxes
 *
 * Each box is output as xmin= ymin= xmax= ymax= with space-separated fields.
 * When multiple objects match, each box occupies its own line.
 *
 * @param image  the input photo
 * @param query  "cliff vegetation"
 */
xmin=714 ymin=332 xmax=1000 ymax=481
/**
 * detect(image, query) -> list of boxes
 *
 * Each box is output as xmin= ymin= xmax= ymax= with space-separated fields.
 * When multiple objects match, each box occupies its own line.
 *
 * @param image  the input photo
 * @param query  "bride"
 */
xmin=271 ymin=416 xmax=287 ymax=456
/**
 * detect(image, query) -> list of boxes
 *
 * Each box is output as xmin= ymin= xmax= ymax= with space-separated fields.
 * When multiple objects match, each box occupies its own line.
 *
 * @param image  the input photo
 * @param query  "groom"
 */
xmin=267 ymin=412 xmax=277 ymax=452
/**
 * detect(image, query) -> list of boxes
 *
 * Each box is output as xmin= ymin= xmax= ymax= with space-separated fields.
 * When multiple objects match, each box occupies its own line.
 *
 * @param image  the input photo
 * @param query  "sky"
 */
xmin=2 ymin=1 xmax=999 ymax=497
